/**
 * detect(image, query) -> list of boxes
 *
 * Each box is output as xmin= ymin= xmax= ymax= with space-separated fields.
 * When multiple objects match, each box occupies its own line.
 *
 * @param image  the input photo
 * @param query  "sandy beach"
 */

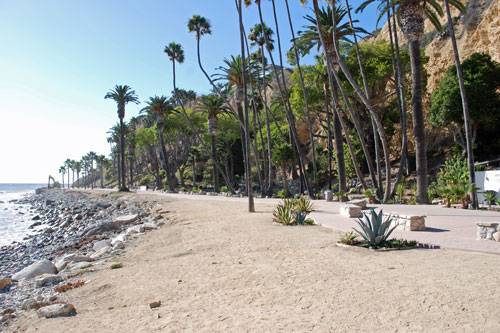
xmin=7 ymin=191 xmax=500 ymax=332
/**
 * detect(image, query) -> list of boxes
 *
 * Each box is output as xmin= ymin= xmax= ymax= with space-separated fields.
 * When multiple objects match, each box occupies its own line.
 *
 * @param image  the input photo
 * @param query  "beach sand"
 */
xmin=8 ymin=192 xmax=500 ymax=332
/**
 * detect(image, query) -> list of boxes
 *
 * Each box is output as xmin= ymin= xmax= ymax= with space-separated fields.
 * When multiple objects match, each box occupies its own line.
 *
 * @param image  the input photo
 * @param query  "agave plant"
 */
xmin=272 ymin=198 xmax=315 ymax=226
xmin=484 ymin=191 xmax=497 ymax=210
xmin=353 ymin=209 xmax=397 ymax=247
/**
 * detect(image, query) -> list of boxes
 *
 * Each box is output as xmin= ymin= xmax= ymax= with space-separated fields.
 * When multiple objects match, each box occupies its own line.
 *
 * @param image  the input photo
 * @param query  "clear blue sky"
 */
xmin=0 ymin=0 xmax=378 ymax=183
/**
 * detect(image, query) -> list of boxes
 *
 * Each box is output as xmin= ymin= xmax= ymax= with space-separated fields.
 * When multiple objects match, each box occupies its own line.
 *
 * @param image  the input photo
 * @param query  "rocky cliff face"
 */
xmin=375 ymin=0 xmax=499 ymax=93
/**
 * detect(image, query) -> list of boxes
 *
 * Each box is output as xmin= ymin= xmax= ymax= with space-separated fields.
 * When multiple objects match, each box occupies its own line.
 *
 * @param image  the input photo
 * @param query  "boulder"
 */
xmin=126 ymin=225 xmax=144 ymax=235
xmin=66 ymin=261 xmax=92 ymax=271
xmin=93 ymin=240 xmax=112 ymax=252
xmin=37 ymin=303 xmax=76 ymax=318
xmin=493 ymin=232 xmax=500 ymax=242
xmin=142 ymin=222 xmax=158 ymax=231
xmin=54 ymin=253 xmax=93 ymax=271
xmin=12 ymin=260 xmax=57 ymax=281
xmin=21 ymin=298 xmax=39 ymax=311
xmin=35 ymin=274 xmax=63 ymax=287
xmin=90 ymin=246 xmax=111 ymax=259
xmin=0 ymin=278 xmax=12 ymax=291
xmin=111 ymin=233 xmax=127 ymax=246
xmin=80 ymin=221 xmax=118 ymax=238
xmin=112 ymin=214 xmax=138 ymax=226
xmin=113 ymin=241 xmax=125 ymax=250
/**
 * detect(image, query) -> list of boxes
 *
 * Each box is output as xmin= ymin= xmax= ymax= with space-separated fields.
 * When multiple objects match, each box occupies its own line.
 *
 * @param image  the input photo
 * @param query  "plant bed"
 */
xmin=336 ymin=237 xmax=419 ymax=251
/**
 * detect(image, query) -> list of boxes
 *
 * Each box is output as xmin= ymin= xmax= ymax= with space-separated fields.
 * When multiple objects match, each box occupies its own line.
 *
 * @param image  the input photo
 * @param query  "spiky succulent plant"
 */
xmin=353 ymin=209 xmax=397 ymax=247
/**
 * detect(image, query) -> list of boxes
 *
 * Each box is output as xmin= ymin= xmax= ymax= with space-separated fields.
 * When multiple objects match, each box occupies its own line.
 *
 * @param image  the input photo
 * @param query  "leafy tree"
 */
xmin=429 ymin=53 xmax=500 ymax=159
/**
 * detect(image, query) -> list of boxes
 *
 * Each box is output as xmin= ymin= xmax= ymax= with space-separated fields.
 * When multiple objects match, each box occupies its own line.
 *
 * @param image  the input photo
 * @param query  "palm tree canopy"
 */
xmin=249 ymin=22 xmax=275 ymax=51
xmin=187 ymin=14 xmax=212 ymax=39
xmin=164 ymin=42 xmax=185 ymax=63
xmin=356 ymin=0 xmax=466 ymax=34
xmin=298 ymin=4 xmax=368 ymax=57
xmin=197 ymin=94 xmax=232 ymax=119
xmin=104 ymin=85 xmax=140 ymax=118
xmin=213 ymin=55 xmax=257 ymax=87
xmin=140 ymin=95 xmax=176 ymax=120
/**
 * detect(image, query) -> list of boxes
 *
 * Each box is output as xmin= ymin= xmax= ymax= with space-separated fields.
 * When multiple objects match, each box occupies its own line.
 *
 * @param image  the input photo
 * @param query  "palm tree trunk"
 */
xmin=238 ymin=0 xmax=255 ymax=212
xmin=157 ymin=116 xmax=174 ymax=191
xmin=100 ymin=166 xmax=104 ymax=188
xmin=211 ymin=133 xmax=220 ymax=192
xmin=444 ymin=0 xmax=477 ymax=209
xmin=260 ymin=48 xmax=274 ymax=196
xmin=256 ymin=1 xmax=312 ymax=198
xmin=171 ymin=61 xmax=234 ymax=193
xmin=324 ymin=0 xmax=391 ymax=201
xmin=323 ymin=83 xmax=333 ymax=190
xmin=281 ymin=162 xmax=290 ymax=196
xmin=408 ymin=40 xmax=429 ymax=204
xmin=284 ymin=0 xmax=318 ymax=194
xmin=192 ymin=159 xmax=196 ymax=187
xmin=387 ymin=3 xmax=409 ymax=197
xmin=119 ymin=117 xmax=128 ymax=191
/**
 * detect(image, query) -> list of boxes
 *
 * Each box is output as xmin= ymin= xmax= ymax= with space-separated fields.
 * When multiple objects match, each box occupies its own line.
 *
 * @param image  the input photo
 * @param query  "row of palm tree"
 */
xmin=58 ymin=152 xmax=108 ymax=189
xmin=92 ymin=0 xmax=475 ymax=210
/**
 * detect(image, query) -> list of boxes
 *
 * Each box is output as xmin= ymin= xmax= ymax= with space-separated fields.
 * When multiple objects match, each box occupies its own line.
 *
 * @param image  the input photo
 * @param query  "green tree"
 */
xmin=272 ymin=143 xmax=294 ymax=197
xmin=429 ymin=53 xmax=500 ymax=159
xmin=104 ymin=85 xmax=139 ymax=191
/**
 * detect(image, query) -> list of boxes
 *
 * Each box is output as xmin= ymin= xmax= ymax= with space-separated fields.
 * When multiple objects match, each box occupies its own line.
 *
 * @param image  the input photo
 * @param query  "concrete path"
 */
xmin=143 ymin=191 xmax=500 ymax=255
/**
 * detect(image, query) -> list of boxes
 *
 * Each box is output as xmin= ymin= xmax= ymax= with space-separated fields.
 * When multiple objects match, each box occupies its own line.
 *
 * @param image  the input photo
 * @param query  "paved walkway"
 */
xmin=142 ymin=191 xmax=500 ymax=255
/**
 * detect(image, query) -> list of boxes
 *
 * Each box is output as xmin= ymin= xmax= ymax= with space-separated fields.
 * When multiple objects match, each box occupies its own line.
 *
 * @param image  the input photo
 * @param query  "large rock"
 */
xmin=54 ymin=253 xmax=94 ymax=271
xmin=35 ymin=274 xmax=63 ymax=287
xmin=126 ymin=225 xmax=145 ymax=235
xmin=93 ymin=240 xmax=112 ymax=252
xmin=112 ymin=214 xmax=138 ymax=226
xmin=493 ymin=232 xmax=500 ymax=242
xmin=0 ymin=278 xmax=12 ymax=290
xmin=12 ymin=260 xmax=57 ymax=281
xmin=80 ymin=221 xmax=118 ymax=238
xmin=90 ymin=246 xmax=111 ymax=259
xmin=111 ymin=233 xmax=127 ymax=246
xmin=37 ymin=303 xmax=76 ymax=318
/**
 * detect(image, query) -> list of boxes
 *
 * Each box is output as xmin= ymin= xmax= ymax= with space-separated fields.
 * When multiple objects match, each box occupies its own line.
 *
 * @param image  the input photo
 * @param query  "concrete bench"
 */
xmin=382 ymin=213 xmax=426 ymax=231
xmin=476 ymin=222 xmax=500 ymax=241
xmin=339 ymin=203 xmax=362 ymax=218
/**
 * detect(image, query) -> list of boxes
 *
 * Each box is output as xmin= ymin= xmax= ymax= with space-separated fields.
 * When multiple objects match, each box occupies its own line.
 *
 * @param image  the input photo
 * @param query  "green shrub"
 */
xmin=138 ymin=174 xmax=155 ymax=186
xmin=220 ymin=185 xmax=228 ymax=192
xmin=277 ymin=189 xmax=287 ymax=199
xmin=338 ymin=231 xmax=360 ymax=245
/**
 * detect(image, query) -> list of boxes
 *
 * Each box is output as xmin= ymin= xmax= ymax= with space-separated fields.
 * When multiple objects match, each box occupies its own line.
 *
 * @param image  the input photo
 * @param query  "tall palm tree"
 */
xmin=58 ymin=166 xmax=66 ymax=188
xmin=95 ymin=155 xmax=106 ymax=189
xmin=64 ymin=159 xmax=72 ymax=188
xmin=357 ymin=0 xmax=465 ymax=203
xmin=164 ymin=41 xmax=234 ymax=192
xmin=141 ymin=95 xmax=177 ymax=191
xmin=442 ymin=0 xmax=476 ymax=208
xmin=248 ymin=22 xmax=275 ymax=197
xmin=74 ymin=161 xmax=81 ymax=188
xmin=104 ymin=85 xmax=139 ymax=191
xmin=87 ymin=151 xmax=97 ymax=189
xmin=197 ymin=94 xmax=232 ymax=192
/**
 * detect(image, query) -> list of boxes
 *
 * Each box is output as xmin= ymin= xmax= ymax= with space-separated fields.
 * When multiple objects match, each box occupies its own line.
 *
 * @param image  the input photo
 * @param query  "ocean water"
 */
xmin=0 ymin=183 xmax=45 ymax=247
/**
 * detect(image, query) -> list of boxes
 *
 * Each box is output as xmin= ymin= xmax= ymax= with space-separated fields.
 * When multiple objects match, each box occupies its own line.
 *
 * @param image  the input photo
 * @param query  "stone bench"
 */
xmin=476 ymin=222 xmax=500 ymax=241
xmin=348 ymin=199 xmax=367 ymax=209
xmin=383 ymin=213 xmax=426 ymax=231
xmin=339 ymin=203 xmax=362 ymax=218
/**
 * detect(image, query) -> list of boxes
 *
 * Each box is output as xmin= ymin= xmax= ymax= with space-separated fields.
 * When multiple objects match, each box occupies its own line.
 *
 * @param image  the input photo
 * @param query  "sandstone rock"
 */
xmin=113 ymin=214 xmax=138 ymax=226
xmin=93 ymin=240 xmax=112 ymax=252
xmin=0 ymin=277 xmax=12 ymax=291
xmin=126 ymin=225 xmax=144 ymax=235
xmin=12 ymin=259 xmax=57 ymax=281
xmin=90 ymin=246 xmax=111 ymax=259
xmin=35 ymin=274 xmax=63 ymax=287
xmin=37 ymin=303 xmax=76 ymax=318
xmin=111 ymin=233 xmax=127 ymax=246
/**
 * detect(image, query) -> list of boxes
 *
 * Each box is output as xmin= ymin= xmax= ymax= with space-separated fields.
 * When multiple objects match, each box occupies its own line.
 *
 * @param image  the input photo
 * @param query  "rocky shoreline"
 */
xmin=0 ymin=188 xmax=167 ymax=325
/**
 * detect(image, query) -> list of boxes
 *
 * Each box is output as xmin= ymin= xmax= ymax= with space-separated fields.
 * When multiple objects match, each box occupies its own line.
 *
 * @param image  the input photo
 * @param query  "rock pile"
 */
xmin=476 ymin=222 xmax=500 ymax=241
xmin=0 ymin=188 xmax=167 ymax=326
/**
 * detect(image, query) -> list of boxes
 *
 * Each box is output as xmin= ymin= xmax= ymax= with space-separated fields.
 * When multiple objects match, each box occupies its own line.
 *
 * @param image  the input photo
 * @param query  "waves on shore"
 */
xmin=0 ymin=184 xmax=45 ymax=247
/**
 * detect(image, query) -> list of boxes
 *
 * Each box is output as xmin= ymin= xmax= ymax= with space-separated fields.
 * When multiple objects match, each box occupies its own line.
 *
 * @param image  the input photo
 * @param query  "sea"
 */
xmin=0 ymin=183 xmax=46 ymax=247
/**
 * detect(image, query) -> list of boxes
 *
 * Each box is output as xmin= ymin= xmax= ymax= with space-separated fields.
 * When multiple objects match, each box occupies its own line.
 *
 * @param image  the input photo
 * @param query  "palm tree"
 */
xmin=104 ymin=85 xmax=139 ymax=191
xmin=442 ymin=0 xmax=476 ymax=208
xmin=58 ymin=166 xmax=66 ymax=189
xmin=95 ymin=155 xmax=106 ymax=188
xmin=197 ymin=94 xmax=232 ymax=192
xmin=248 ymin=22 xmax=275 ymax=197
xmin=141 ymin=95 xmax=177 ymax=191
xmin=74 ymin=161 xmax=82 ymax=188
xmin=87 ymin=151 xmax=97 ymax=189
xmin=272 ymin=143 xmax=294 ymax=197
xmin=164 ymin=41 xmax=234 ymax=193
xmin=64 ymin=159 xmax=72 ymax=188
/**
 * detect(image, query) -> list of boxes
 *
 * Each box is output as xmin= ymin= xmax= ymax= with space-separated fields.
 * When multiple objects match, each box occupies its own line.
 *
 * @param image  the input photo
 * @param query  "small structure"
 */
xmin=476 ymin=222 xmax=500 ymax=241
xmin=386 ymin=213 xmax=426 ymax=231
xmin=339 ymin=203 xmax=362 ymax=218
